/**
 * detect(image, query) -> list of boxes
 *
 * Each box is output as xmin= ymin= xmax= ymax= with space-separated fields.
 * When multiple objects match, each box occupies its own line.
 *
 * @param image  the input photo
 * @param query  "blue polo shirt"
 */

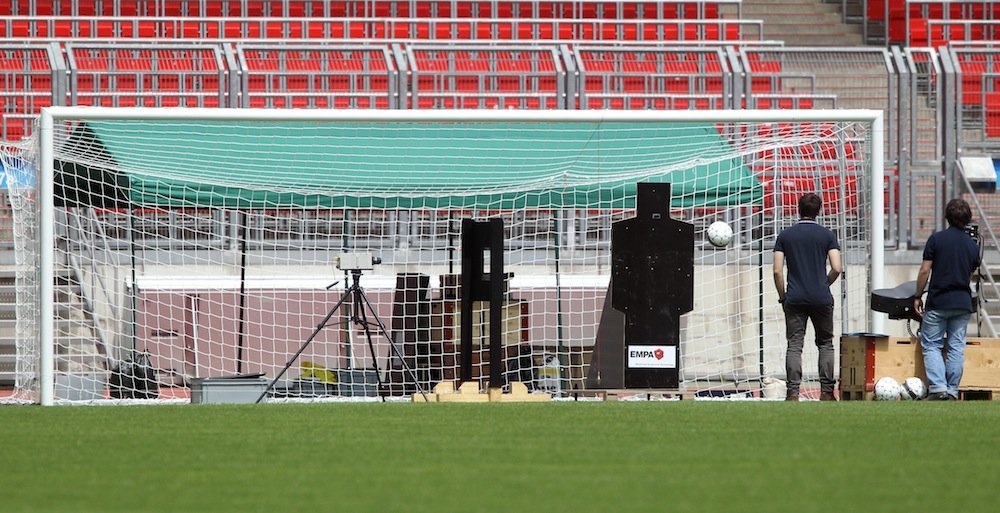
xmin=923 ymin=226 xmax=981 ymax=311
xmin=774 ymin=220 xmax=840 ymax=306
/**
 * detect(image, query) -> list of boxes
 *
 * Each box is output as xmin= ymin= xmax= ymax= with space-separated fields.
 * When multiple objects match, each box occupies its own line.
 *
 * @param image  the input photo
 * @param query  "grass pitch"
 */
xmin=2 ymin=401 xmax=999 ymax=513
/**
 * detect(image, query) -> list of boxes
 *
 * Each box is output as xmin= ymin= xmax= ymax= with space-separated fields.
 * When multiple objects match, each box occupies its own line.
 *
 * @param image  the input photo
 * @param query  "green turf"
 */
xmin=1 ymin=401 xmax=999 ymax=513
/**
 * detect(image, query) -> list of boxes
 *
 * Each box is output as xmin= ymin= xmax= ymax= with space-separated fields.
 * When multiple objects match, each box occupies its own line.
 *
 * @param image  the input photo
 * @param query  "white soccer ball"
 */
xmin=873 ymin=376 xmax=902 ymax=401
xmin=706 ymin=221 xmax=734 ymax=248
xmin=900 ymin=377 xmax=927 ymax=400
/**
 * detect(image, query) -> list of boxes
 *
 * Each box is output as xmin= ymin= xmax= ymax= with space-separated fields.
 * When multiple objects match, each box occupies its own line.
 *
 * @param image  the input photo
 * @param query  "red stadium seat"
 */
xmin=986 ymin=92 xmax=1000 ymax=137
xmin=820 ymin=175 xmax=859 ymax=214
xmin=240 ymin=46 xmax=395 ymax=109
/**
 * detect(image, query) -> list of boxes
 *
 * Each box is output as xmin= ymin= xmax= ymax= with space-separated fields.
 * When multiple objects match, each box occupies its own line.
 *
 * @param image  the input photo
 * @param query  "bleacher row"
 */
xmin=2 ymin=0 xmax=998 ymax=47
xmin=0 ymin=40 xmax=884 ymax=215
xmin=3 ymin=43 xmax=826 ymax=140
xmin=0 ymin=0 xmax=750 ymax=43
xmin=868 ymin=0 xmax=1000 ymax=46
xmin=0 ymin=1 xmax=996 ymax=144
xmin=4 ymin=43 xmax=1000 ymax=138
xmin=0 ymin=0 xmax=740 ymax=19
xmin=0 ymin=0 xmax=993 ymax=239
xmin=0 ymin=16 xmax=761 ymax=42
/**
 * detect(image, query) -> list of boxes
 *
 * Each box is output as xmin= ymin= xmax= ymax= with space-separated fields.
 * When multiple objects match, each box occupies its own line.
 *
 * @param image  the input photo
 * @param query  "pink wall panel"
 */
xmin=137 ymin=288 xmax=404 ymax=381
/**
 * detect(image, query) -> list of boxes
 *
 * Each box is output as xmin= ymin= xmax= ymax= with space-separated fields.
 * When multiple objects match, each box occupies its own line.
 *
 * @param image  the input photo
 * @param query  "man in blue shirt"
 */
xmin=913 ymin=198 xmax=982 ymax=401
xmin=773 ymin=193 xmax=842 ymax=401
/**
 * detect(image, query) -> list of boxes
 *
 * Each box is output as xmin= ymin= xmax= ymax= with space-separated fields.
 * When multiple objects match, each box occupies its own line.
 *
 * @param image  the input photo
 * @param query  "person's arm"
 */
xmin=914 ymin=260 xmax=932 ymax=316
xmin=773 ymin=250 xmax=786 ymax=303
xmin=827 ymin=248 xmax=842 ymax=286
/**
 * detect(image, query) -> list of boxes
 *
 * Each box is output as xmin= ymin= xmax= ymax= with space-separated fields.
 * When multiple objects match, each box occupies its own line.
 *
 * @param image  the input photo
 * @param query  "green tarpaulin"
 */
xmin=67 ymin=120 xmax=763 ymax=210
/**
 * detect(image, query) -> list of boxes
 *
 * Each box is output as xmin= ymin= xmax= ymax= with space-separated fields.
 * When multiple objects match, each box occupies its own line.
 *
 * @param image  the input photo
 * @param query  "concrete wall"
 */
xmin=95 ymin=261 xmax=934 ymax=385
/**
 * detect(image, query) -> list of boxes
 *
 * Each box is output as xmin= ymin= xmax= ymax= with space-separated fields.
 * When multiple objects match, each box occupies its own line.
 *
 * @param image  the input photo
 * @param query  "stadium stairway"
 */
xmin=0 ymin=264 xmax=109 ymax=388
xmin=0 ymin=270 xmax=14 ymax=385
xmin=737 ymin=0 xmax=864 ymax=46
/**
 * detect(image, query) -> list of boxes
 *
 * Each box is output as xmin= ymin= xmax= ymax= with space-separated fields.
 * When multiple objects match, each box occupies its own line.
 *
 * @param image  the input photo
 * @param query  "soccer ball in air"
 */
xmin=706 ymin=221 xmax=734 ymax=248
xmin=900 ymin=377 xmax=927 ymax=400
xmin=873 ymin=376 xmax=902 ymax=401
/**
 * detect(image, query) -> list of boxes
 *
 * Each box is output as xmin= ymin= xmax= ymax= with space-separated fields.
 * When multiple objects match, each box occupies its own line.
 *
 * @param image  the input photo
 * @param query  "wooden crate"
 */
xmin=960 ymin=339 xmax=1000 ymax=389
xmin=437 ymin=342 xmax=531 ymax=385
xmin=840 ymin=335 xmax=1000 ymax=400
xmin=429 ymin=299 xmax=528 ymax=346
xmin=840 ymin=335 xmax=922 ymax=400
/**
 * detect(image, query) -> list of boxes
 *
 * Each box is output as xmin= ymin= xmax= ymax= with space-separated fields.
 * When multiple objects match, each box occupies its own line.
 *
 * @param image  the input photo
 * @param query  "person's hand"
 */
xmin=913 ymin=297 xmax=924 ymax=317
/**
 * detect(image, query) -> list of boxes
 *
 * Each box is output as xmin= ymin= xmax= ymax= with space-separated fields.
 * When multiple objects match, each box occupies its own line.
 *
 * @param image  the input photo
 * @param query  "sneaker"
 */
xmin=819 ymin=391 xmax=837 ymax=401
xmin=785 ymin=393 xmax=799 ymax=402
xmin=925 ymin=392 xmax=952 ymax=401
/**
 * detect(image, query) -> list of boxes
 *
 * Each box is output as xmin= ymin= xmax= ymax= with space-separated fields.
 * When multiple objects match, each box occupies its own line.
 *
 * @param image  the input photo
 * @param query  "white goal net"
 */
xmin=1 ymin=108 xmax=883 ymax=404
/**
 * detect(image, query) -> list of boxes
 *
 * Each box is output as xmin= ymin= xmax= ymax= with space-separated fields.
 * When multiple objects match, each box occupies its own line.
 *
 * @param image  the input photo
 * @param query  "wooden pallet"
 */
xmin=412 ymin=381 xmax=551 ymax=402
xmin=844 ymin=387 xmax=1000 ymax=401
xmin=565 ymin=389 xmax=691 ymax=401
xmin=959 ymin=388 xmax=1000 ymax=401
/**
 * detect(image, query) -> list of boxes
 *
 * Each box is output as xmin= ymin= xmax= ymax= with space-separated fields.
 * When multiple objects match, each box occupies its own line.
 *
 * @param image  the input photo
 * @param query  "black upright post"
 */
xmin=236 ymin=210 xmax=248 ymax=375
xmin=460 ymin=218 xmax=505 ymax=389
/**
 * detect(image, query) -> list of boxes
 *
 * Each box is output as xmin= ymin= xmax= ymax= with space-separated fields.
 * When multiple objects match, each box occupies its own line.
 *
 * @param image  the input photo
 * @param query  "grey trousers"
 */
xmin=783 ymin=303 xmax=836 ymax=394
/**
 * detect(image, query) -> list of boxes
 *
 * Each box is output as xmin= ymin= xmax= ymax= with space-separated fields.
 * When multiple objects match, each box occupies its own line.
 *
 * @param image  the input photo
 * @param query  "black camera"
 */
xmin=964 ymin=223 xmax=980 ymax=243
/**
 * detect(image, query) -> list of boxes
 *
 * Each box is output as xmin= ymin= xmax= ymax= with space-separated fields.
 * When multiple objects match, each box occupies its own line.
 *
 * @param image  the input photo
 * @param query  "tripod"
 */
xmin=256 ymin=269 xmax=429 ymax=403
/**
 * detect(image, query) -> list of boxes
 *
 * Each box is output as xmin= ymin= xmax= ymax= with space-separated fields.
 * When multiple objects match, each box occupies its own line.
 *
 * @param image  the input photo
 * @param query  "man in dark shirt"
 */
xmin=773 ymin=193 xmax=842 ymax=401
xmin=913 ymin=198 xmax=982 ymax=401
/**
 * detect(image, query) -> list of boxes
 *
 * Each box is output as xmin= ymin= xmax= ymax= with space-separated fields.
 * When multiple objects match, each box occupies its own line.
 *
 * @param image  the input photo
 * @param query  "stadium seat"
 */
xmin=239 ymin=45 xmax=396 ymax=109
xmin=986 ymin=92 xmax=1000 ymax=138
xmin=0 ymin=45 xmax=58 ymax=140
xmin=407 ymin=45 xmax=562 ymax=109
xmin=67 ymin=44 xmax=228 ymax=108
xmin=820 ymin=175 xmax=859 ymax=214
xmin=745 ymin=53 xmax=782 ymax=95
xmin=574 ymin=47 xmax=729 ymax=110
xmin=955 ymin=54 xmax=999 ymax=106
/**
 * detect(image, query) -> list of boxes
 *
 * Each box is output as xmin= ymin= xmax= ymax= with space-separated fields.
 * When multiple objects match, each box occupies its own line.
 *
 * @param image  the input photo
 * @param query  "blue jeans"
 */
xmin=919 ymin=309 xmax=970 ymax=398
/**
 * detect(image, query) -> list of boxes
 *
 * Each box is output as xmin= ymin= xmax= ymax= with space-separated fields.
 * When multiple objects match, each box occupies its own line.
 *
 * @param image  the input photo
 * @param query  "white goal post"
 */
xmin=6 ymin=107 xmax=883 ymax=405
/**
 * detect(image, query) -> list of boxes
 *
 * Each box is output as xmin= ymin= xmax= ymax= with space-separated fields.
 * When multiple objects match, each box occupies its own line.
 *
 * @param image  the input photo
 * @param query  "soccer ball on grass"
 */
xmin=900 ymin=377 xmax=927 ymax=400
xmin=706 ymin=221 xmax=734 ymax=248
xmin=873 ymin=376 xmax=902 ymax=401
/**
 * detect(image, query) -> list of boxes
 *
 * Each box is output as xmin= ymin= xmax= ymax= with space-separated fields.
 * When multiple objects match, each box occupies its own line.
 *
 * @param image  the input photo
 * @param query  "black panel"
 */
xmin=460 ymin=218 xmax=505 ymax=388
xmin=584 ymin=282 xmax=624 ymax=389
xmin=592 ymin=183 xmax=695 ymax=389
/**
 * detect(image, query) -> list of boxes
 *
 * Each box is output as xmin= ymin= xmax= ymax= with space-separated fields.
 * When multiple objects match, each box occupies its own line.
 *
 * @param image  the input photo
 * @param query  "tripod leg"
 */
xmin=255 ymin=287 xmax=353 ymax=404
xmin=356 ymin=286 xmax=430 ymax=401
xmin=353 ymin=302 xmax=387 ymax=403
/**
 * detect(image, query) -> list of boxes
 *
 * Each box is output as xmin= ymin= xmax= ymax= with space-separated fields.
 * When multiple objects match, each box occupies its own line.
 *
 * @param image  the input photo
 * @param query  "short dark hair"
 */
xmin=798 ymin=193 xmax=822 ymax=219
xmin=945 ymin=198 xmax=972 ymax=228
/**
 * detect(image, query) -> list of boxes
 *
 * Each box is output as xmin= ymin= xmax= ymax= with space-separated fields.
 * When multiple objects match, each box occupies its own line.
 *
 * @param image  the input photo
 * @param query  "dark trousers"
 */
xmin=783 ymin=303 xmax=836 ymax=394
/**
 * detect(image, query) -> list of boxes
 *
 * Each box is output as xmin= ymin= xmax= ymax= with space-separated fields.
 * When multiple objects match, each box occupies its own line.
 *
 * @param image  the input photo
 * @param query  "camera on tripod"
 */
xmin=335 ymin=252 xmax=382 ymax=271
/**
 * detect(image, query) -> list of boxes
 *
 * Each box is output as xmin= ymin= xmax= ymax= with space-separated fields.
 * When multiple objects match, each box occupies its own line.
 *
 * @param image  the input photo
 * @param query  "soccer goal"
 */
xmin=1 ymin=108 xmax=884 ymax=405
